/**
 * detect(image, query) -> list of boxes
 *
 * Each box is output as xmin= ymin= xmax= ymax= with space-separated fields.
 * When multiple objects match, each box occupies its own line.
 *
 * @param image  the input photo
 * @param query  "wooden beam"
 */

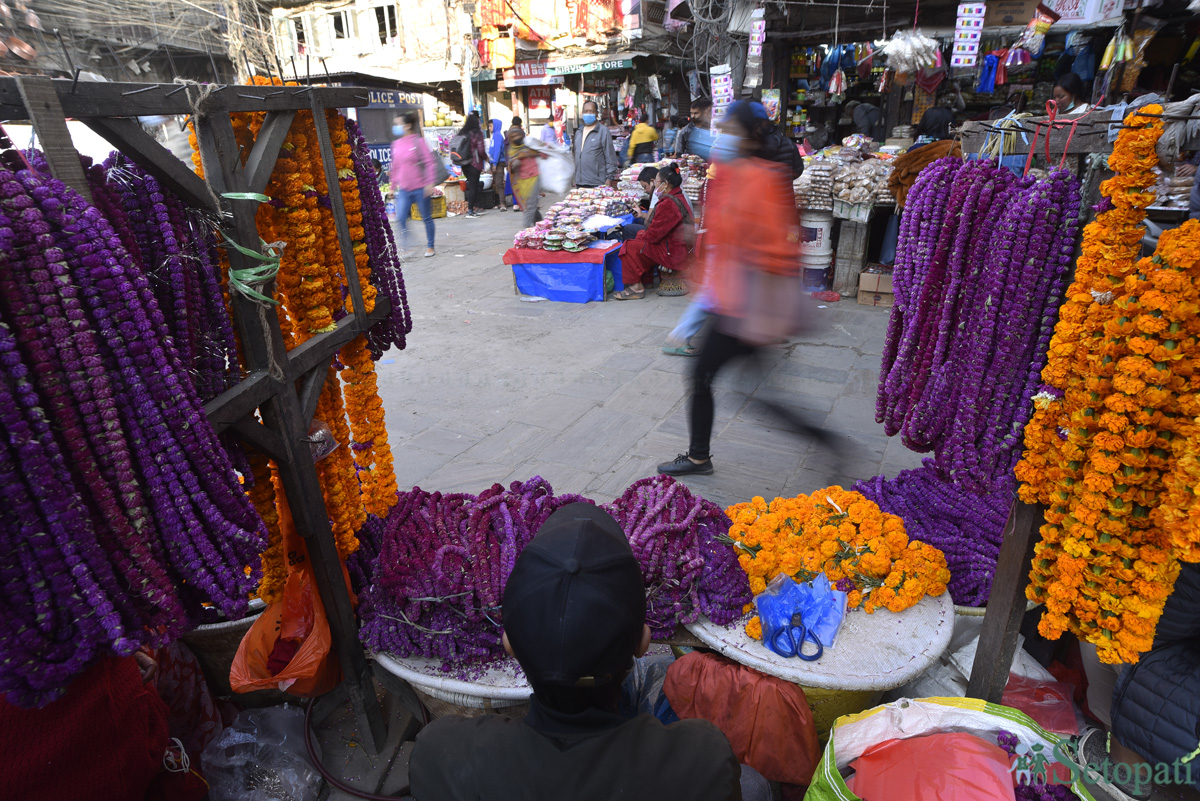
xmin=203 ymin=371 xmax=278 ymax=434
xmin=961 ymin=117 xmax=1115 ymax=159
xmin=966 ymin=501 xmax=1045 ymax=703
xmin=0 ymin=79 xmax=369 ymax=119
xmin=244 ymin=109 xmax=297 ymax=196
xmin=82 ymin=116 xmax=217 ymax=211
xmin=298 ymin=357 xmax=333 ymax=426
xmin=230 ymin=417 xmax=288 ymax=462
xmin=15 ymin=76 xmax=92 ymax=203
xmin=310 ymin=97 xmax=367 ymax=324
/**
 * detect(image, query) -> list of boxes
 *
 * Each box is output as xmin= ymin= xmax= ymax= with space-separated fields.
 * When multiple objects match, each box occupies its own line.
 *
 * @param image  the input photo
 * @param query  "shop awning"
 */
xmin=545 ymin=51 xmax=649 ymax=76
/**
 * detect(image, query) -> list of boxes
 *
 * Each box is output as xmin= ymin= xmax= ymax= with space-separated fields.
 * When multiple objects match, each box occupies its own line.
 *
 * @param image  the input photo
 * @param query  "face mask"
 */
xmin=392 ymin=124 xmax=405 ymax=137
xmin=582 ymin=113 xmax=597 ymax=125
xmin=710 ymin=133 xmax=741 ymax=163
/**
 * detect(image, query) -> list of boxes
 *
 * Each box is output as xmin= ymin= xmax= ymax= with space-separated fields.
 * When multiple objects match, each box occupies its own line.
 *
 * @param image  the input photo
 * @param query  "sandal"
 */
xmin=662 ymin=344 xmax=698 ymax=356
xmin=613 ymin=288 xmax=645 ymax=300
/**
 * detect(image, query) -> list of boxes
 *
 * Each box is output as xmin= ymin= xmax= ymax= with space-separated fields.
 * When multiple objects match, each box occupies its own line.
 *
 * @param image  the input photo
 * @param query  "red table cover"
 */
xmin=502 ymin=243 xmax=619 ymax=265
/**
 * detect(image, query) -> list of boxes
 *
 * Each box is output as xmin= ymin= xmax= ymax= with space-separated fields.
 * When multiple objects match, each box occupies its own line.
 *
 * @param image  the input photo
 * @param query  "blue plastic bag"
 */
xmin=755 ymin=574 xmax=848 ymax=659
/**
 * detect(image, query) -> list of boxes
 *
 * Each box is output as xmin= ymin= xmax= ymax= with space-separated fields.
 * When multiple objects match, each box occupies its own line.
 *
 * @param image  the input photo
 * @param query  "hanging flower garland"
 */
xmin=0 ymin=160 xmax=266 ymax=706
xmin=1014 ymin=107 xmax=1200 ymax=663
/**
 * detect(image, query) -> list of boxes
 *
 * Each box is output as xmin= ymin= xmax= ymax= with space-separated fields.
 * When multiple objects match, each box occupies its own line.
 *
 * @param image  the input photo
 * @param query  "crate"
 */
xmin=411 ymin=195 xmax=447 ymax=220
xmin=857 ymin=270 xmax=895 ymax=308
xmin=833 ymin=197 xmax=872 ymax=223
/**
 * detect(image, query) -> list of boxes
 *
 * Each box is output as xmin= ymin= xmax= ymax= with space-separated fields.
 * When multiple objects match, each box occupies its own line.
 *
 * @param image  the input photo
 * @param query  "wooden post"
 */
xmin=16 ymin=76 xmax=92 ymax=202
xmin=966 ymin=501 xmax=1045 ymax=702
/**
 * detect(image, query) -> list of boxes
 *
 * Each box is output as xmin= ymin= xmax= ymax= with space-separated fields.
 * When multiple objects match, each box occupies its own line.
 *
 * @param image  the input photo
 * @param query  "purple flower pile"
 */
xmin=360 ymin=476 xmax=751 ymax=668
xmin=863 ymin=158 xmax=1081 ymax=606
xmin=856 ymin=462 xmax=1013 ymax=606
xmin=0 ymin=160 xmax=268 ymax=707
xmin=604 ymin=476 xmax=750 ymax=637
xmin=345 ymin=119 xmax=412 ymax=359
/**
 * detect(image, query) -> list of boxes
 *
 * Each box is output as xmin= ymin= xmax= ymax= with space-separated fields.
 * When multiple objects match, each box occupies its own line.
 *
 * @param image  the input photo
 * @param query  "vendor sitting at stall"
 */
xmin=408 ymin=503 xmax=751 ymax=801
xmin=1052 ymin=72 xmax=1090 ymax=116
xmin=621 ymin=166 xmax=659 ymax=240
xmin=614 ymin=164 xmax=693 ymax=299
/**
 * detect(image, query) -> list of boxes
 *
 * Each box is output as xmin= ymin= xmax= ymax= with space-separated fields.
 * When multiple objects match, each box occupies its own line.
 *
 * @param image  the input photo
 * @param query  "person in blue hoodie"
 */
xmin=488 ymin=117 xmax=513 ymax=211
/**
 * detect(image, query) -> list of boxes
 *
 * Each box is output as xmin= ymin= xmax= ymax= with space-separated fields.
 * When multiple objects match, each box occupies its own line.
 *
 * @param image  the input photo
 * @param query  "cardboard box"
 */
xmin=1044 ymin=0 xmax=1121 ymax=22
xmin=984 ymin=0 xmax=1039 ymax=26
xmin=857 ymin=288 xmax=895 ymax=308
xmin=859 ymin=272 xmax=894 ymax=293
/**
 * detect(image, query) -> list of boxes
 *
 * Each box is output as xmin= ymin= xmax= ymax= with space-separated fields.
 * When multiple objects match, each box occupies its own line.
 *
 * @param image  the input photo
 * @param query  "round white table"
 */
xmin=685 ymin=591 xmax=955 ymax=692
xmin=374 ymin=652 xmax=530 ymax=709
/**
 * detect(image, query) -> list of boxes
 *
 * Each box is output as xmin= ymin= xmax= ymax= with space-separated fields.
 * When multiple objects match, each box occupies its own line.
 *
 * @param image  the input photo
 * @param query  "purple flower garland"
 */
xmin=344 ymin=119 xmax=413 ymax=358
xmin=866 ymin=159 xmax=1082 ymax=605
xmin=0 ymin=159 xmax=268 ymax=705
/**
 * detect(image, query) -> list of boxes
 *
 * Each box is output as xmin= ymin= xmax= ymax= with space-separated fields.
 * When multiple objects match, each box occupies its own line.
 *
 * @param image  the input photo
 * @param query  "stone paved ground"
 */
xmin=376 ymin=208 xmax=925 ymax=512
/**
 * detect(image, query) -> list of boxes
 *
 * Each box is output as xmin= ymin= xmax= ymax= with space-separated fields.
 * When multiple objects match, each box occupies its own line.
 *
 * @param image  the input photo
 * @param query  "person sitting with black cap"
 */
xmin=409 ymin=502 xmax=758 ymax=801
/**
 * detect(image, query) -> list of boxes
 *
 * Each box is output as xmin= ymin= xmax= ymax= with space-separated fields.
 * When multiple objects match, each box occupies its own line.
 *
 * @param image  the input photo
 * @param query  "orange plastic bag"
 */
xmin=844 ymin=732 xmax=1016 ymax=801
xmin=663 ymin=651 xmax=821 ymax=786
xmin=230 ymin=495 xmax=342 ymax=696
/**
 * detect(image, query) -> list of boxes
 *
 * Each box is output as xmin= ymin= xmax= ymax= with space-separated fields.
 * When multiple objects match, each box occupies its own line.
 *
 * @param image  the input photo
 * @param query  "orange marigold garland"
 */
xmin=186 ymin=79 xmax=401 ymax=582
xmin=724 ymin=488 xmax=950 ymax=641
xmin=1015 ymin=106 xmax=1200 ymax=663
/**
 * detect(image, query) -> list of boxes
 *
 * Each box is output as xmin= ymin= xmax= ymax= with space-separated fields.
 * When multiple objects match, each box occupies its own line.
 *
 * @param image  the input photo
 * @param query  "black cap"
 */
xmin=637 ymin=166 xmax=659 ymax=184
xmin=502 ymin=503 xmax=646 ymax=687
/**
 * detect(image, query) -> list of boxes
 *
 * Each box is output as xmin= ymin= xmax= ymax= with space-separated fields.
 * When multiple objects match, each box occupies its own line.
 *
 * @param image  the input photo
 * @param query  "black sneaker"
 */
xmin=657 ymin=453 xmax=714 ymax=476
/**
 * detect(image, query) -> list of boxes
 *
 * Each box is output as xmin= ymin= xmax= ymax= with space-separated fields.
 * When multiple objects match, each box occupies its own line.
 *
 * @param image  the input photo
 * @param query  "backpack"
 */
xmin=449 ymin=133 xmax=470 ymax=166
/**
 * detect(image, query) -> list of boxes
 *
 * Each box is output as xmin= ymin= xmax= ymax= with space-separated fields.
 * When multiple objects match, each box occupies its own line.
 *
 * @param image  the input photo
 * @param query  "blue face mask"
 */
xmin=710 ymin=133 xmax=741 ymax=163
xmin=582 ymin=113 xmax=597 ymax=125
xmin=392 ymin=124 xmax=404 ymax=137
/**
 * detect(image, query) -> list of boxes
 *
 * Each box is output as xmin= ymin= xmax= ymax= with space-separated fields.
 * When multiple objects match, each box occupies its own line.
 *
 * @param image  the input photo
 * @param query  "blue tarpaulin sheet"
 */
xmin=511 ymin=248 xmax=623 ymax=303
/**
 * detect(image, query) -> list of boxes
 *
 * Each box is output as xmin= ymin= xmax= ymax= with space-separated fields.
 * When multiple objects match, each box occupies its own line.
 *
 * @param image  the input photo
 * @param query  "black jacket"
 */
xmin=761 ymin=130 xmax=804 ymax=180
xmin=410 ymin=696 xmax=743 ymax=801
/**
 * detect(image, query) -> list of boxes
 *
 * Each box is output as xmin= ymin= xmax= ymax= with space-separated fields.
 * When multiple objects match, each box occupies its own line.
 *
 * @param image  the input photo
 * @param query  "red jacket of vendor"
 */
xmin=631 ymin=185 xmax=692 ymax=272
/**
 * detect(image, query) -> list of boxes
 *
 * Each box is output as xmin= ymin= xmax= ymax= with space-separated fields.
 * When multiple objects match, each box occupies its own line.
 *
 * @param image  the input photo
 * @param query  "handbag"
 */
xmin=423 ymin=142 xmax=450 ymax=186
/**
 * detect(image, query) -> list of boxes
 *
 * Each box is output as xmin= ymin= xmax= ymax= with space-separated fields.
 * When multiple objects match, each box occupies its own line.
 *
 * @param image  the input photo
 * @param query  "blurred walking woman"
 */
xmin=658 ymin=101 xmax=836 ymax=476
xmin=390 ymin=111 xmax=437 ymax=258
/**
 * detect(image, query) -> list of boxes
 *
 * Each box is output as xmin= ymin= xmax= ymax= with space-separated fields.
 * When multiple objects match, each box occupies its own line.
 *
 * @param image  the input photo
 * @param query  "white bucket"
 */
xmin=800 ymin=210 xmax=835 ymax=255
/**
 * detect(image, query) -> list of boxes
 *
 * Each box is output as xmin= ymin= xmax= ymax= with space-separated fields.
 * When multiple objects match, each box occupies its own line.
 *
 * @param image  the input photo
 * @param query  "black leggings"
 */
xmin=462 ymin=164 xmax=482 ymax=212
xmin=688 ymin=324 xmax=836 ymax=461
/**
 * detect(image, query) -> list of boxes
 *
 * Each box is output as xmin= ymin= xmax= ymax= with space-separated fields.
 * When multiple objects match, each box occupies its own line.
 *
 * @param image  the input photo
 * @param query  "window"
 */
xmin=293 ymin=18 xmax=307 ymax=55
xmin=331 ymin=10 xmax=348 ymax=39
xmin=375 ymin=5 xmax=398 ymax=45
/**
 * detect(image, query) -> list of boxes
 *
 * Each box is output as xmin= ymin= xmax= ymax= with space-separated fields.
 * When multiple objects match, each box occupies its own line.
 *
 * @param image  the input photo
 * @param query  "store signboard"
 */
xmin=528 ymin=86 xmax=553 ymax=119
xmin=503 ymin=61 xmax=564 ymax=86
xmin=368 ymin=143 xmax=392 ymax=172
xmin=547 ymin=57 xmax=634 ymax=76
xmin=983 ymin=0 xmax=1039 ymax=25
xmin=1044 ymin=0 xmax=1121 ymax=22
xmin=365 ymin=89 xmax=424 ymax=110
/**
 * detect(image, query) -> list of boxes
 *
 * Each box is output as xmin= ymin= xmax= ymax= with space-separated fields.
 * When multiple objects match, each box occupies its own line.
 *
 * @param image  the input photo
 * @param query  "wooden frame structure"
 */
xmin=1 ymin=76 xmax=395 ymax=750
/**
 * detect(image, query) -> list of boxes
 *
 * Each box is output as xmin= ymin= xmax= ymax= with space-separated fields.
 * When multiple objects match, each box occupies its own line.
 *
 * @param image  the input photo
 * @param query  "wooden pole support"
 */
xmin=15 ymin=76 xmax=92 ymax=202
xmin=966 ymin=500 xmax=1045 ymax=703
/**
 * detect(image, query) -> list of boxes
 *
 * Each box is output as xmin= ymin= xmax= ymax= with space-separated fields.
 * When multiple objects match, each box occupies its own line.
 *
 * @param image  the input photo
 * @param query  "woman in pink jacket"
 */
xmin=390 ymin=111 xmax=438 ymax=258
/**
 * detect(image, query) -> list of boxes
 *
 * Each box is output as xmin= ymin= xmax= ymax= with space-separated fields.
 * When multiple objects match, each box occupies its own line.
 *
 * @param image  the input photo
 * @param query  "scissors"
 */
xmin=769 ymin=612 xmax=824 ymax=661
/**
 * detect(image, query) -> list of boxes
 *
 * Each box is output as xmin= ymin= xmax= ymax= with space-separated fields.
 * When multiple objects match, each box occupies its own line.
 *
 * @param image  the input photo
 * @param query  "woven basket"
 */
xmin=413 ymin=686 xmax=530 ymax=720
xmin=802 ymin=686 xmax=882 ymax=743
xmin=180 ymin=602 xmax=290 ymax=706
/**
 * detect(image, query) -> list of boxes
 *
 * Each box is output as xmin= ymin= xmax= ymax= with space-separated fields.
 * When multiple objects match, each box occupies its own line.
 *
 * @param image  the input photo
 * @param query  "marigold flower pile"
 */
xmin=1015 ymin=106 xmax=1200 ymax=664
xmin=723 ymin=487 xmax=950 ymax=641
xmin=187 ymin=77 xmax=413 ymax=603
xmin=360 ymin=477 xmax=751 ymax=668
